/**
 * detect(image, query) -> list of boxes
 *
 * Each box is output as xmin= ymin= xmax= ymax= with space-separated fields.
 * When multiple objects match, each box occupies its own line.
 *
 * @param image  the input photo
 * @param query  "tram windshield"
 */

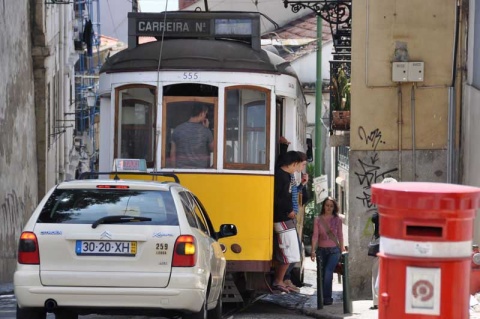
xmin=116 ymin=86 xmax=156 ymax=168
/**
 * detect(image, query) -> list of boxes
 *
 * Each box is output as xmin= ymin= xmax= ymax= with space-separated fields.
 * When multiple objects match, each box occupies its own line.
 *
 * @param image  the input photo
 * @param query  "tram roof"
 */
xmin=100 ymin=38 xmax=298 ymax=78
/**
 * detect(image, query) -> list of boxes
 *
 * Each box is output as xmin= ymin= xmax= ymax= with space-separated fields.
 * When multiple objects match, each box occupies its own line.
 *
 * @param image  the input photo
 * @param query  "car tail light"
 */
xmin=172 ymin=235 xmax=197 ymax=267
xmin=18 ymin=232 xmax=40 ymax=264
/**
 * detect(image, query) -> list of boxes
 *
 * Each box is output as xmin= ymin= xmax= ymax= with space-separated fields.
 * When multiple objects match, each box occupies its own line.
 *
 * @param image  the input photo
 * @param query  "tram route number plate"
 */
xmin=75 ymin=240 xmax=137 ymax=256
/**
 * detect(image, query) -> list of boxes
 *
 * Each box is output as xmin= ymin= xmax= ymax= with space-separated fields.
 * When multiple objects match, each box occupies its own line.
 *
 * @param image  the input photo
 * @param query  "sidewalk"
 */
xmin=263 ymin=258 xmax=480 ymax=319
xmin=0 ymin=283 xmax=13 ymax=296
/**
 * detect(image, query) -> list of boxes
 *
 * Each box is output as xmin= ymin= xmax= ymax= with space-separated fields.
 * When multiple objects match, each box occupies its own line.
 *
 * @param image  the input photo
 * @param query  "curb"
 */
xmin=0 ymin=283 xmax=14 ymax=296
xmin=302 ymin=308 xmax=345 ymax=319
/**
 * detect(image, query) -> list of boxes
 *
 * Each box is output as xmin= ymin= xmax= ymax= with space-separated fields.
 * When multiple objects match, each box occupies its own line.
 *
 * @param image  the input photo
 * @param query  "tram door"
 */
xmin=115 ymin=86 xmax=156 ymax=168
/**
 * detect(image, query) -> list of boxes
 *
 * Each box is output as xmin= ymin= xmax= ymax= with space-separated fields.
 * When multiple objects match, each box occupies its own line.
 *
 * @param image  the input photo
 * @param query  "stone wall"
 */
xmin=347 ymin=149 xmax=447 ymax=299
xmin=0 ymin=0 xmax=38 ymax=283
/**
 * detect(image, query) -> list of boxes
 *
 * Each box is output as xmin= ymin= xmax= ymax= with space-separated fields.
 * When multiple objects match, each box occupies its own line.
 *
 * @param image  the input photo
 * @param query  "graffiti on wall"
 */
xmin=355 ymin=126 xmax=398 ymax=209
xmin=0 ymin=190 xmax=25 ymax=258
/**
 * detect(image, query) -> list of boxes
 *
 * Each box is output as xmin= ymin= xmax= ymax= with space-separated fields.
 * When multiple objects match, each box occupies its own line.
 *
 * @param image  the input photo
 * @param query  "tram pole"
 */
xmin=314 ymin=16 xmax=322 ymax=181
xmin=314 ymin=16 xmax=324 ymax=309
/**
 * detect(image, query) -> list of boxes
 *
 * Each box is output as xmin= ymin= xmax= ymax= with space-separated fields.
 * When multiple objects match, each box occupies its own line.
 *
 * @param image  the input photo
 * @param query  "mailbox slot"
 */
xmin=406 ymin=225 xmax=443 ymax=238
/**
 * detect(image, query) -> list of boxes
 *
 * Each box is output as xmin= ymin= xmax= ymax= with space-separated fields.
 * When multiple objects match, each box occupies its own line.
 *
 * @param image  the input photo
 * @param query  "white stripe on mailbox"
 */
xmin=381 ymin=237 xmax=472 ymax=258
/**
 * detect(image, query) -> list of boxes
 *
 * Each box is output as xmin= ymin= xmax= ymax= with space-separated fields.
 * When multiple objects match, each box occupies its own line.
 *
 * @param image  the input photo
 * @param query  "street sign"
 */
xmin=313 ymin=175 xmax=328 ymax=204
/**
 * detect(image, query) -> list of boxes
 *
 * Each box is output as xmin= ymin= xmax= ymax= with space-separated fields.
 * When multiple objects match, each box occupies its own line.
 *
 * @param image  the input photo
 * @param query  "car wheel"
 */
xmin=16 ymin=305 xmax=46 ymax=319
xmin=208 ymin=279 xmax=224 ymax=319
xmin=55 ymin=309 xmax=78 ymax=319
xmin=183 ymin=295 xmax=207 ymax=319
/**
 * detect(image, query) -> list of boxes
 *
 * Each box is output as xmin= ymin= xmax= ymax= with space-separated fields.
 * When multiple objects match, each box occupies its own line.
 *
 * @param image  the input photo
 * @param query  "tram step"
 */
xmin=222 ymin=275 xmax=244 ymax=303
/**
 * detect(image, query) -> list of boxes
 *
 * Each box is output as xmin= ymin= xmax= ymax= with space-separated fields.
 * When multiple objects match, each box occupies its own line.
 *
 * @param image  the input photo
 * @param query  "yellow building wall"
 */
xmin=351 ymin=0 xmax=456 ymax=151
xmin=347 ymin=0 xmax=458 ymax=300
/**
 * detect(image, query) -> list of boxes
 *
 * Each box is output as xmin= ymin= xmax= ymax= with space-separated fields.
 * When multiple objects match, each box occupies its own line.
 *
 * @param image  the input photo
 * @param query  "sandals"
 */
xmin=272 ymin=284 xmax=290 ymax=294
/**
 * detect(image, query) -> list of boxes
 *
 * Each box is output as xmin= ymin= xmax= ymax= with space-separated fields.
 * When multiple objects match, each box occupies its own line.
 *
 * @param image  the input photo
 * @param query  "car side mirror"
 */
xmin=218 ymin=224 xmax=237 ymax=238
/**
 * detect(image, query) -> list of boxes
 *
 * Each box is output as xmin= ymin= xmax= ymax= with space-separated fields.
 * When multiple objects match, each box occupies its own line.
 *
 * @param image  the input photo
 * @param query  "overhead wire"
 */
xmin=153 ymin=0 xmax=170 ymax=172
xmin=105 ymin=0 xmax=120 ymax=40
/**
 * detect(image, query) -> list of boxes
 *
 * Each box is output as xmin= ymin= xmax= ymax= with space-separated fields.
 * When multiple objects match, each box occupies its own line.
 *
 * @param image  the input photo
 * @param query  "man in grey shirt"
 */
xmin=171 ymin=104 xmax=214 ymax=168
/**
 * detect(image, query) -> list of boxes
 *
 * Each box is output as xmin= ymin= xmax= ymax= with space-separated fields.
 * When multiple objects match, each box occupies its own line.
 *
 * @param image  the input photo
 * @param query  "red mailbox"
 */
xmin=371 ymin=182 xmax=480 ymax=319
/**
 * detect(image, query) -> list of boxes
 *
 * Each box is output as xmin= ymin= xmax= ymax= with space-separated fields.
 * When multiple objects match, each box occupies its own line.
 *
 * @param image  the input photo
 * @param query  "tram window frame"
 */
xmin=114 ymin=85 xmax=157 ymax=168
xmin=224 ymin=86 xmax=270 ymax=170
xmin=162 ymin=96 xmax=218 ymax=169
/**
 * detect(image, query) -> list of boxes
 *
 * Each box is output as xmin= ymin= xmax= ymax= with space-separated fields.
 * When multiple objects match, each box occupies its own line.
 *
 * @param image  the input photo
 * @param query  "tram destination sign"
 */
xmin=128 ymin=12 xmax=261 ymax=49
xmin=135 ymin=18 xmax=211 ymax=37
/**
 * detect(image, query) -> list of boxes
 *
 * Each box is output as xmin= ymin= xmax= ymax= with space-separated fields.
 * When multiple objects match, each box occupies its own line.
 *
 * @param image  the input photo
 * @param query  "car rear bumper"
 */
xmin=15 ymin=271 xmax=206 ymax=313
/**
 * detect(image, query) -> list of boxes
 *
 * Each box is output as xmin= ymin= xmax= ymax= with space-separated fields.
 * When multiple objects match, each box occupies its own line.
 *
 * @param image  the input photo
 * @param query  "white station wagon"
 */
xmin=14 ymin=173 xmax=237 ymax=319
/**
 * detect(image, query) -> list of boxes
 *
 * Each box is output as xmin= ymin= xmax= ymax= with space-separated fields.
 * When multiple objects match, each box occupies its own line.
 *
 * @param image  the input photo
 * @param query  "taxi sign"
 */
xmin=113 ymin=159 xmax=147 ymax=172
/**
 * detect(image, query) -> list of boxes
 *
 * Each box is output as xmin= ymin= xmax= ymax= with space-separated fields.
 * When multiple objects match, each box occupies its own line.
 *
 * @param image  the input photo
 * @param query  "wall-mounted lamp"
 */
xmin=86 ymin=90 xmax=96 ymax=108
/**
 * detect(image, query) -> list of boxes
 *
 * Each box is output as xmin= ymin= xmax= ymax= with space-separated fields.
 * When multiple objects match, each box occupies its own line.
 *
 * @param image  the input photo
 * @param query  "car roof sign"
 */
xmin=113 ymin=159 xmax=147 ymax=172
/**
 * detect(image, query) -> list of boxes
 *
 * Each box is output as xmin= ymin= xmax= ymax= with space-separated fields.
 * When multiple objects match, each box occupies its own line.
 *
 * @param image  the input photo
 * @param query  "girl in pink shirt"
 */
xmin=310 ymin=197 xmax=345 ymax=305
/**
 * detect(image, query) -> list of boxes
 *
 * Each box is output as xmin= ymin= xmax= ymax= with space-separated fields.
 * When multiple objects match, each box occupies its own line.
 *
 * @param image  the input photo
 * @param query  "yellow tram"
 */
xmin=97 ymin=11 xmax=308 ymax=300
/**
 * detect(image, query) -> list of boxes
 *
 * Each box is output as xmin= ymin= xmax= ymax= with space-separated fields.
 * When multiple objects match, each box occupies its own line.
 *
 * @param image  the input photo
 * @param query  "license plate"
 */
xmin=75 ymin=240 xmax=137 ymax=256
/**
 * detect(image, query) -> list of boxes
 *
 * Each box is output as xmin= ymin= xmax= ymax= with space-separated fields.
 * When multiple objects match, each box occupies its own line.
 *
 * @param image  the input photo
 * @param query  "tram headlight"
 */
xmin=231 ymin=243 xmax=242 ymax=254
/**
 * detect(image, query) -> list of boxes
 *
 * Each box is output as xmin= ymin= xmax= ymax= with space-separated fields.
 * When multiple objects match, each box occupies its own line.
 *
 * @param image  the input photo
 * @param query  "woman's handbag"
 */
xmin=334 ymin=254 xmax=344 ymax=275
xmin=318 ymin=216 xmax=344 ymax=275
xmin=367 ymin=236 xmax=380 ymax=257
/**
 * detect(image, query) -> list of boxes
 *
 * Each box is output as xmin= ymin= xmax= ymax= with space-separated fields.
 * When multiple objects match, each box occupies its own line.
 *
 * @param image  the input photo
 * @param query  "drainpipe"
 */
xmin=447 ymin=88 xmax=455 ymax=183
xmin=397 ymin=84 xmax=403 ymax=180
xmin=411 ymin=84 xmax=416 ymax=181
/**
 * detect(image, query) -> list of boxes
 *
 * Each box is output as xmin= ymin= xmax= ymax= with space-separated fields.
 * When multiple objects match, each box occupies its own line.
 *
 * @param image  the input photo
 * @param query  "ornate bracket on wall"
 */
xmin=283 ymin=0 xmax=352 ymax=134
xmin=282 ymin=0 xmax=352 ymax=60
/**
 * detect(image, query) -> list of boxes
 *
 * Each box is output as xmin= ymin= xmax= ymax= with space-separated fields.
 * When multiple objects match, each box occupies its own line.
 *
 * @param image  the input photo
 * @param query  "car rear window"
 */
xmin=37 ymin=189 xmax=179 ymax=225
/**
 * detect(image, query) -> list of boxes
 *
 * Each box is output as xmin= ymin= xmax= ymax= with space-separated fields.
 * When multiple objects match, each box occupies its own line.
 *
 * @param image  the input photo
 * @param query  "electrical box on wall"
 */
xmin=408 ymin=62 xmax=424 ymax=82
xmin=392 ymin=61 xmax=424 ymax=82
xmin=392 ymin=62 xmax=408 ymax=82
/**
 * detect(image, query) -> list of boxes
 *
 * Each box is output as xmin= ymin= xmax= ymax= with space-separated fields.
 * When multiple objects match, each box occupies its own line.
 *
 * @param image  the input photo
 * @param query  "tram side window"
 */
xmin=116 ymin=87 xmax=156 ymax=167
xmin=225 ymin=87 xmax=270 ymax=170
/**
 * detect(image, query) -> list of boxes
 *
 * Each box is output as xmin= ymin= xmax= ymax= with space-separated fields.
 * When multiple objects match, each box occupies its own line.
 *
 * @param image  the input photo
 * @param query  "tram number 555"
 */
xmin=183 ymin=72 xmax=199 ymax=80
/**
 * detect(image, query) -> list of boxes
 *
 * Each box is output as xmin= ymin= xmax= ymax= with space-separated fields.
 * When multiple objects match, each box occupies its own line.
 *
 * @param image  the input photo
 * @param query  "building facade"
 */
xmin=348 ymin=0 xmax=465 ymax=299
xmin=0 ymin=0 xmax=79 ymax=283
xmin=0 ymin=0 xmax=38 ymax=284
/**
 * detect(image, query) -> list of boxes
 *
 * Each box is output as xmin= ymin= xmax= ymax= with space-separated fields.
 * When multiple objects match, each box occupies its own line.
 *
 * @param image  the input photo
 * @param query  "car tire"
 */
xmin=208 ymin=278 xmax=223 ymax=319
xmin=183 ymin=295 xmax=207 ymax=319
xmin=55 ymin=310 xmax=78 ymax=319
xmin=16 ymin=305 xmax=46 ymax=319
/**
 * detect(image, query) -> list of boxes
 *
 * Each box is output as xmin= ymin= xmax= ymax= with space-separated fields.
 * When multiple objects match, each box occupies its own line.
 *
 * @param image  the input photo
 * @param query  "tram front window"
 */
xmin=163 ymin=97 xmax=216 ymax=169
xmin=225 ymin=87 xmax=270 ymax=170
xmin=116 ymin=86 xmax=156 ymax=167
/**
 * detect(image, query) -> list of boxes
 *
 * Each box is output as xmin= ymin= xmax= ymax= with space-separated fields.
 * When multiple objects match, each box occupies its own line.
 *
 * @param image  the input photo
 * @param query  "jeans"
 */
xmin=317 ymin=246 xmax=341 ymax=302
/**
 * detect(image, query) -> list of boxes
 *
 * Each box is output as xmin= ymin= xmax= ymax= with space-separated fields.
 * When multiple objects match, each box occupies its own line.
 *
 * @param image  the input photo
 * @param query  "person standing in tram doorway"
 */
xmin=272 ymin=151 xmax=303 ymax=294
xmin=310 ymin=196 xmax=345 ymax=305
xmin=283 ymin=151 xmax=310 ymax=292
xmin=170 ymin=103 xmax=213 ymax=168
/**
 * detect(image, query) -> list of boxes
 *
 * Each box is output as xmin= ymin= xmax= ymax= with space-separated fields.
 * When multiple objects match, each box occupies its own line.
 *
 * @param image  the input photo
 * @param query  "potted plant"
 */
xmin=331 ymin=64 xmax=351 ymax=130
